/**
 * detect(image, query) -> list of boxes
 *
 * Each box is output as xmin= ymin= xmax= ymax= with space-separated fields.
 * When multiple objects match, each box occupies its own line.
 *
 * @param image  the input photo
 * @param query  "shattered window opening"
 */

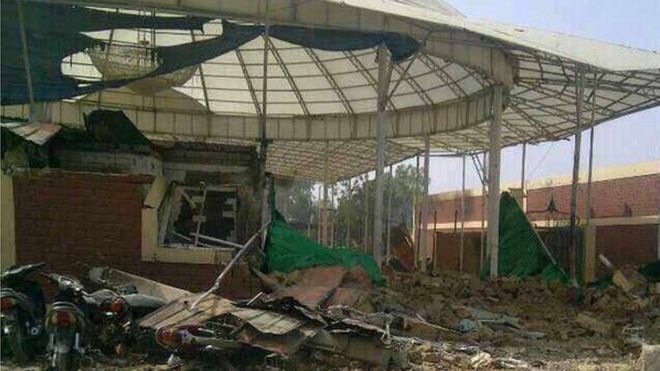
xmin=159 ymin=182 xmax=238 ymax=249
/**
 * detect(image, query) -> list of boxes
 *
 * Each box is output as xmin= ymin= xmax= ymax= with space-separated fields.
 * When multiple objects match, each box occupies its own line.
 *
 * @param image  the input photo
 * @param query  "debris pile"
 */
xmin=135 ymin=259 xmax=658 ymax=370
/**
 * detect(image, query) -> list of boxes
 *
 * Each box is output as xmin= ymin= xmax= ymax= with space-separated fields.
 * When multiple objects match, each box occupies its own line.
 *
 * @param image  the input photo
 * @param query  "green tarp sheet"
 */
xmin=265 ymin=211 xmax=385 ymax=285
xmin=482 ymin=192 xmax=569 ymax=283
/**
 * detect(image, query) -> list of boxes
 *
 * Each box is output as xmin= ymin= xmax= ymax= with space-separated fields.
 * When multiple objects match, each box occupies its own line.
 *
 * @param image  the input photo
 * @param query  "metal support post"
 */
xmin=373 ymin=43 xmax=391 ymax=266
xmin=480 ymin=152 xmax=487 ymax=270
xmin=259 ymin=0 xmax=271 ymax=246
xmin=459 ymin=155 xmax=466 ymax=273
xmin=363 ymin=174 xmax=369 ymax=254
xmin=420 ymin=136 xmax=431 ymax=272
xmin=330 ymin=183 xmax=335 ymax=247
xmin=386 ymin=164 xmax=393 ymax=263
xmin=17 ymin=0 xmax=38 ymax=122
xmin=317 ymin=185 xmax=322 ymax=243
xmin=585 ymin=73 xmax=598 ymax=228
xmin=346 ymin=179 xmax=352 ymax=248
xmin=413 ymin=155 xmax=420 ymax=243
xmin=521 ymin=142 xmax=527 ymax=212
xmin=568 ymin=69 xmax=585 ymax=286
xmin=321 ymin=141 xmax=329 ymax=245
xmin=488 ymin=85 xmax=503 ymax=278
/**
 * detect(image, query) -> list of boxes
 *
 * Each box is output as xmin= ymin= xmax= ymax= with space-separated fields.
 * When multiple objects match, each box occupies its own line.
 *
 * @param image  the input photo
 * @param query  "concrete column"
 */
xmin=487 ymin=85 xmax=503 ymax=278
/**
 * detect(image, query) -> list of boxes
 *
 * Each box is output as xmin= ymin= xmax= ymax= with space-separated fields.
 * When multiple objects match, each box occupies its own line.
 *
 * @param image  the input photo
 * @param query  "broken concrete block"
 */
xmin=642 ymin=344 xmax=660 ymax=371
xmin=575 ymin=313 xmax=614 ymax=336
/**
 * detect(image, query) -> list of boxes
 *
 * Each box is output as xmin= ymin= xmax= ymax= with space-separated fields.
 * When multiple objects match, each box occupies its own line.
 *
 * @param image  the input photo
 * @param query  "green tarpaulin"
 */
xmin=265 ymin=211 xmax=385 ymax=285
xmin=482 ymin=192 xmax=570 ymax=283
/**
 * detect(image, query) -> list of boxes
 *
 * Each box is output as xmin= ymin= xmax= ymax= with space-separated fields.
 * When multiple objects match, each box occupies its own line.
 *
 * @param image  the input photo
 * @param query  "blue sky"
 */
xmin=423 ymin=0 xmax=660 ymax=193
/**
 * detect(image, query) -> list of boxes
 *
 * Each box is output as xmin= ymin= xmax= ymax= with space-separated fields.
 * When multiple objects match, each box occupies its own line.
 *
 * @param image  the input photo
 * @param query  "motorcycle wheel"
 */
xmin=8 ymin=327 xmax=29 ymax=365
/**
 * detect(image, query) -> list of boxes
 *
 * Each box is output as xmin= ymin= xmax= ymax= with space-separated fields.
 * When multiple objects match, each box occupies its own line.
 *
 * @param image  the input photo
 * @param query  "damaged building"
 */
xmin=1 ymin=114 xmax=264 ymax=297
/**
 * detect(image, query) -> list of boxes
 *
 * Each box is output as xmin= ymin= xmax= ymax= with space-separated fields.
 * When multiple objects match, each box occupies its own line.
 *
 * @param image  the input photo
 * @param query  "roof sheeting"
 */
xmin=3 ymin=0 xmax=659 ymax=181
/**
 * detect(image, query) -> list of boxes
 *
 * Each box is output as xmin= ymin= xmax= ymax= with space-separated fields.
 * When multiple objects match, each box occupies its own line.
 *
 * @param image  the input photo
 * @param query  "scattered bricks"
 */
xmin=575 ymin=313 xmax=614 ymax=336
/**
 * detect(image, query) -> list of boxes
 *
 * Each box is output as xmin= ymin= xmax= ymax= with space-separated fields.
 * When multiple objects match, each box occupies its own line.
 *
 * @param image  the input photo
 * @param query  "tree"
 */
xmin=274 ymin=178 xmax=318 ymax=231
xmin=272 ymin=164 xmax=428 ymax=251
xmin=333 ymin=164 xmax=428 ymax=250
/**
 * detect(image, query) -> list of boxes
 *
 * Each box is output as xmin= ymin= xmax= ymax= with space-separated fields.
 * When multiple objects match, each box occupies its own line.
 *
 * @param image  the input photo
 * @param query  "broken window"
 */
xmin=158 ymin=181 xmax=238 ymax=249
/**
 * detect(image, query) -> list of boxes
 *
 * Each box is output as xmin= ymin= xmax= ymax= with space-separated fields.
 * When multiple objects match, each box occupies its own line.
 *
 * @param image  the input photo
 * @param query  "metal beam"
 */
xmin=306 ymin=49 xmax=355 ymax=116
xmin=190 ymin=30 xmax=212 ymax=112
xmin=270 ymin=42 xmax=311 ymax=116
xmin=322 ymin=141 xmax=329 ymax=244
xmin=373 ymin=43 xmax=391 ymax=266
xmin=259 ymin=0 xmax=271 ymax=245
xmin=521 ymin=142 xmax=527 ymax=211
xmin=17 ymin=0 xmax=36 ymax=121
xmin=420 ymin=135 xmax=431 ymax=272
xmin=459 ymin=155 xmax=466 ymax=272
xmin=488 ymin=84 xmax=503 ymax=278
xmin=386 ymin=164 xmax=393 ymax=263
xmin=568 ymin=69 xmax=585 ymax=286
xmin=585 ymin=73 xmax=598 ymax=228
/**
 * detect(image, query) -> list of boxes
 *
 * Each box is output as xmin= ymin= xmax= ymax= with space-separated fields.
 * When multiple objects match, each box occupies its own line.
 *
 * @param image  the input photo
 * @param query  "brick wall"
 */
xmin=13 ymin=172 xmax=262 ymax=300
xmin=433 ymin=232 xmax=482 ymax=275
xmin=527 ymin=174 xmax=660 ymax=221
xmin=594 ymin=224 xmax=658 ymax=278
xmin=425 ymin=174 xmax=659 ymax=226
xmin=423 ymin=173 xmax=659 ymax=276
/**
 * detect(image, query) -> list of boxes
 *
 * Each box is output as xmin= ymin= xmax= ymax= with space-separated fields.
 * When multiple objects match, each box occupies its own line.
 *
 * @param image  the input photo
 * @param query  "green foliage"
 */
xmin=274 ymin=164 xmax=427 ymax=250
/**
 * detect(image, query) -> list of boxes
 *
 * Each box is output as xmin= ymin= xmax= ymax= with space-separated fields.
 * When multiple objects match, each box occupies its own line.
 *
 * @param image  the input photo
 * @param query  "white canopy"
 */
xmin=3 ymin=0 xmax=659 ymax=181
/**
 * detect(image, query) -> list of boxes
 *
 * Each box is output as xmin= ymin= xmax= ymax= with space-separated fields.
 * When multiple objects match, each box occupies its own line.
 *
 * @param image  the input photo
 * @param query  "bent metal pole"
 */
xmin=189 ymin=223 xmax=270 ymax=310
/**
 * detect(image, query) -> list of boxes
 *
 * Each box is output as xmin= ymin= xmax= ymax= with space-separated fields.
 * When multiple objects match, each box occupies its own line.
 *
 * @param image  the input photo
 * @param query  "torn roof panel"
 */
xmin=1 ymin=122 xmax=61 ymax=145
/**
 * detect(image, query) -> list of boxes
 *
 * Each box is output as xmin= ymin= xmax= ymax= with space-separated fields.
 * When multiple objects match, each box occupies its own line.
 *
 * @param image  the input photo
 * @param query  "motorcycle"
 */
xmin=42 ymin=272 xmax=95 ymax=371
xmin=95 ymin=292 xmax=166 ymax=355
xmin=43 ymin=271 xmax=167 ymax=367
xmin=87 ymin=268 xmax=166 ymax=354
xmin=0 ymin=262 xmax=47 ymax=364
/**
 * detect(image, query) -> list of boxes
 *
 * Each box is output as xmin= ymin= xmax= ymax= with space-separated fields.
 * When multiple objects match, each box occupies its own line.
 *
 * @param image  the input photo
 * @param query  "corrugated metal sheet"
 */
xmin=1 ymin=122 xmax=61 ymax=145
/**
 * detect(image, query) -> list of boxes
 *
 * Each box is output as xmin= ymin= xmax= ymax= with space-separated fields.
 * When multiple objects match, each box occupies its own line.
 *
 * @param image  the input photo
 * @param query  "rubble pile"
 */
xmin=259 ymin=265 xmax=659 ymax=368
xmin=381 ymin=271 xmax=660 ymax=363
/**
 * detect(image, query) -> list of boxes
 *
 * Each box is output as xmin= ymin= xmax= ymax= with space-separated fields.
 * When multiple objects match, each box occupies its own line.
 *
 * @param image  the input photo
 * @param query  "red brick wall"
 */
xmin=425 ymin=174 xmax=659 ymax=225
xmin=13 ymin=172 xmax=262 ymax=300
xmin=423 ymin=173 xmax=659 ymax=276
xmin=433 ymin=232 xmax=482 ymax=275
xmin=527 ymin=174 xmax=660 ymax=221
xmin=594 ymin=224 xmax=658 ymax=278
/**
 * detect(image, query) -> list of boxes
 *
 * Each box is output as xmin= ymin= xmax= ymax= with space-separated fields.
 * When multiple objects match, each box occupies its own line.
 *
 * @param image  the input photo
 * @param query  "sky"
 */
xmin=420 ymin=0 xmax=660 ymax=193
